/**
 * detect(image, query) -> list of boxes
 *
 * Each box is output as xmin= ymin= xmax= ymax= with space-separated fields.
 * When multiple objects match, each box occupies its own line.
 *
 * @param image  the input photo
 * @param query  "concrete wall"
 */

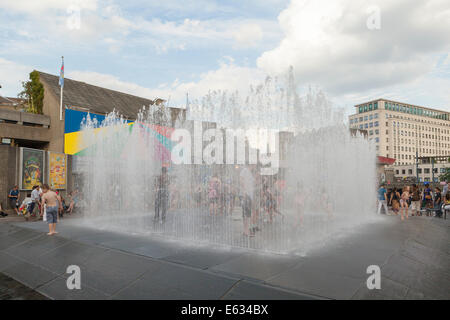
xmin=41 ymin=80 xmax=65 ymax=153
xmin=0 ymin=109 xmax=51 ymax=144
xmin=0 ymin=145 xmax=18 ymax=210
xmin=0 ymin=145 xmax=75 ymax=211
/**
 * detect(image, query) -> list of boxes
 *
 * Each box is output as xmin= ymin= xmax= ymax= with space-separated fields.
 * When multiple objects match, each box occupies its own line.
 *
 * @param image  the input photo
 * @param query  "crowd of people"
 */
xmin=377 ymin=182 xmax=449 ymax=220
xmin=152 ymin=166 xmax=330 ymax=238
xmin=4 ymin=185 xmax=81 ymax=235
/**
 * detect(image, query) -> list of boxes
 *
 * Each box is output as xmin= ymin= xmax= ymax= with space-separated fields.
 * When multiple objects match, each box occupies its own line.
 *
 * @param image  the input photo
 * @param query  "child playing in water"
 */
xmin=400 ymin=186 xmax=410 ymax=221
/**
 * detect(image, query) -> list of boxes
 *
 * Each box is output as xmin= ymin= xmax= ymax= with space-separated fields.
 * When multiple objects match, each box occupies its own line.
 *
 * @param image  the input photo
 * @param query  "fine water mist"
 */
xmin=74 ymin=70 xmax=377 ymax=254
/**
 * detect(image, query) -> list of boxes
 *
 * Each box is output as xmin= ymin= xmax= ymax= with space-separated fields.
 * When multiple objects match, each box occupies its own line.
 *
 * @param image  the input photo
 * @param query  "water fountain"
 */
xmin=73 ymin=70 xmax=377 ymax=254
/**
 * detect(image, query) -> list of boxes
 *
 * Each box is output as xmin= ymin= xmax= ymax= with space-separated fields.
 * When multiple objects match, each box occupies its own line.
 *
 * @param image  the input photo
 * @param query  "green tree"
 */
xmin=439 ymin=167 xmax=450 ymax=182
xmin=18 ymin=70 xmax=44 ymax=114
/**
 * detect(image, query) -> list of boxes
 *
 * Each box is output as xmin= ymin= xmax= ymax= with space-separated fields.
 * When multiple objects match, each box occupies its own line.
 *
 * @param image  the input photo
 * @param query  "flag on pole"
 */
xmin=59 ymin=58 xmax=64 ymax=88
xmin=59 ymin=56 xmax=64 ymax=120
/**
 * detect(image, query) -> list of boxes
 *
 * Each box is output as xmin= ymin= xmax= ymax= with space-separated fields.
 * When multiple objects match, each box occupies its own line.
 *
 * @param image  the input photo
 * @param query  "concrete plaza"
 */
xmin=0 ymin=214 xmax=449 ymax=300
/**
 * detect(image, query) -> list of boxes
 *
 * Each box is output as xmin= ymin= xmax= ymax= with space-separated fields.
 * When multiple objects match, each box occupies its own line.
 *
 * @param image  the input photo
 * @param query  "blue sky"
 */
xmin=0 ymin=0 xmax=449 ymax=117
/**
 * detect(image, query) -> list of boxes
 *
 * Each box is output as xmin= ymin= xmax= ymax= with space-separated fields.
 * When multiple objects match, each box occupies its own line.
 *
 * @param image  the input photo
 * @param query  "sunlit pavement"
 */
xmin=0 ymin=214 xmax=448 ymax=300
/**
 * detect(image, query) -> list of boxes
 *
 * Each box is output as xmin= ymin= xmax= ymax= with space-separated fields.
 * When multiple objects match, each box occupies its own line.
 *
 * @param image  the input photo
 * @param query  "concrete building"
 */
xmin=349 ymin=99 xmax=450 ymax=182
xmin=0 ymin=70 xmax=180 ymax=210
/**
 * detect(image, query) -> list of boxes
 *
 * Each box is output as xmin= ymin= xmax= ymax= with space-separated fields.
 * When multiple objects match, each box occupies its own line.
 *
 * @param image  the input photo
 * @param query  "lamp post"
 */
xmin=416 ymin=150 xmax=419 ymax=184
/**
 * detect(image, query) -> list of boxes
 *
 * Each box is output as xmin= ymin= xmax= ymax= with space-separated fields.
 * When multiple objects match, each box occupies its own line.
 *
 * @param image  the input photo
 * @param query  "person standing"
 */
xmin=26 ymin=185 xmax=40 ymax=219
xmin=8 ymin=186 xmax=19 ymax=215
xmin=390 ymin=188 xmax=401 ymax=215
xmin=400 ymin=186 xmax=410 ymax=221
xmin=239 ymin=167 xmax=255 ymax=237
xmin=377 ymin=184 xmax=388 ymax=215
xmin=154 ymin=167 xmax=170 ymax=223
xmin=410 ymin=184 xmax=421 ymax=216
xmin=40 ymin=184 xmax=62 ymax=235
xmin=434 ymin=187 xmax=442 ymax=218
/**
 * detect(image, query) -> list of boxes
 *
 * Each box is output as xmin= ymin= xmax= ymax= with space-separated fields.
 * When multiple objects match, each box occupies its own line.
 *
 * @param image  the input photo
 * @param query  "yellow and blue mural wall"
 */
xmin=64 ymin=108 xmax=174 ymax=163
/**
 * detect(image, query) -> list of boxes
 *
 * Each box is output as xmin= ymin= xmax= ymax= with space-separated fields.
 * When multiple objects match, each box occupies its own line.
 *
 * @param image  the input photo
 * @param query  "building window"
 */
xmin=374 ymin=102 xmax=378 ymax=110
xmin=375 ymin=137 xmax=379 ymax=143
xmin=374 ymin=121 xmax=379 ymax=127
xmin=418 ymin=169 xmax=422 ymax=174
xmin=425 ymin=168 xmax=430 ymax=174
xmin=408 ymin=169 xmax=413 ymax=174
xmin=396 ymin=170 xmax=399 ymax=174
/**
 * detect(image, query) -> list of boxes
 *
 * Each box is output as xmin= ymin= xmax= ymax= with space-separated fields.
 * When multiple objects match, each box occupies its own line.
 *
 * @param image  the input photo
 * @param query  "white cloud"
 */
xmin=257 ymin=0 xmax=450 ymax=95
xmin=68 ymin=70 xmax=168 ymax=100
xmin=0 ymin=58 xmax=32 ymax=97
xmin=0 ymin=0 xmax=97 ymax=14
xmin=68 ymin=61 xmax=263 ymax=107
xmin=233 ymin=23 xmax=264 ymax=48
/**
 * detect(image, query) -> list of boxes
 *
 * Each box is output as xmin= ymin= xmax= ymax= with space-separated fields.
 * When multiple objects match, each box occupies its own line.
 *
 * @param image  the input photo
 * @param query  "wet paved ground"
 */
xmin=0 ymin=273 xmax=48 ymax=300
xmin=0 ymin=214 xmax=448 ymax=300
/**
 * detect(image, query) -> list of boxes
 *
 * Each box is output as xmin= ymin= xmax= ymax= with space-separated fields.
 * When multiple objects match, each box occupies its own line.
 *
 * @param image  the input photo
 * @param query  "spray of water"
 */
xmin=74 ymin=70 xmax=377 ymax=254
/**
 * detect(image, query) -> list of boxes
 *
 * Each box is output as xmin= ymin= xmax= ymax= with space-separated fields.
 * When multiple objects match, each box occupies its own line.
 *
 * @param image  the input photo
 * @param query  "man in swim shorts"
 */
xmin=41 ymin=184 xmax=62 ymax=235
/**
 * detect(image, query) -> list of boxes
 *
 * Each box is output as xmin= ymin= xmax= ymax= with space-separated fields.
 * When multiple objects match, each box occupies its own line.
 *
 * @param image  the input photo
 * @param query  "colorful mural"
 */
xmin=64 ymin=108 xmax=174 ymax=163
xmin=48 ymin=152 xmax=67 ymax=189
xmin=64 ymin=108 xmax=107 ymax=155
xmin=21 ymin=148 xmax=44 ymax=190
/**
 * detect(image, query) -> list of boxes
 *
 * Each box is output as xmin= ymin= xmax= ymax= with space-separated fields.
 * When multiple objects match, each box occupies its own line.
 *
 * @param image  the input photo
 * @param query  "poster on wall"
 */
xmin=48 ymin=152 xmax=67 ymax=189
xmin=20 ymin=148 xmax=44 ymax=190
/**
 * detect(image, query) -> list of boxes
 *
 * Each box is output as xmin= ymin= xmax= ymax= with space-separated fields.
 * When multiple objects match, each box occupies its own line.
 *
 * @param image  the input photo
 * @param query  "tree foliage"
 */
xmin=439 ymin=167 xmax=450 ymax=182
xmin=18 ymin=70 xmax=44 ymax=114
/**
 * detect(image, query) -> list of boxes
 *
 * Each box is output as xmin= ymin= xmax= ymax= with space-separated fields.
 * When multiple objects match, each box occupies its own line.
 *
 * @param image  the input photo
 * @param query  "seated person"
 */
xmin=443 ymin=193 xmax=450 ymax=215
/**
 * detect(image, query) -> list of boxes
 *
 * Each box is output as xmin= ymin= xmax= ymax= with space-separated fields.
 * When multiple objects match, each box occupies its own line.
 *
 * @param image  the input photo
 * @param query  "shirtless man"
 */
xmin=40 ymin=184 xmax=62 ymax=235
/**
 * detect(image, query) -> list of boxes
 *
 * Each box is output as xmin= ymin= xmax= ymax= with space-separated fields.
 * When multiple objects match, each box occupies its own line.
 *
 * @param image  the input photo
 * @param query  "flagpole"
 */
xmin=59 ymin=56 xmax=64 ymax=121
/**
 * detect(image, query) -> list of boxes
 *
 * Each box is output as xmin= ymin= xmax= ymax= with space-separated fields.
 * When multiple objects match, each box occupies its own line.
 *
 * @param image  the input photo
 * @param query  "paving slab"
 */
xmin=211 ymin=252 xmax=302 ymax=281
xmin=0 ymin=252 xmax=23 ymax=272
xmin=2 ymin=261 xmax=59 ymax=290
xmin=112 ymin=263 xmax=239 ymax=300
xmin=0 ymin=228 xmax=42 ymax=250
xmin=351 ymin=277 xmax=409 ymax=300
xmin=5 ymin=234 xmax=69 ymax=264
xmin=266 ymin=263 xmax=364 ymax=299
xmin=68 ymin=250 xmax=161 ymax=295
xmin=99 ymin=235 xmax=179 ymax=259
xmin=221 ymin=280 xmax=318 ymax=300
xmin=37 ymin=277 xmax=110 ymax=300
xmin=163 ymin=246 xmax=245 ymax=269
xmin=36 ymin=241 xmax=110 ymax=276
xmin=0 ymin=272 xmax=48 ymax=300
